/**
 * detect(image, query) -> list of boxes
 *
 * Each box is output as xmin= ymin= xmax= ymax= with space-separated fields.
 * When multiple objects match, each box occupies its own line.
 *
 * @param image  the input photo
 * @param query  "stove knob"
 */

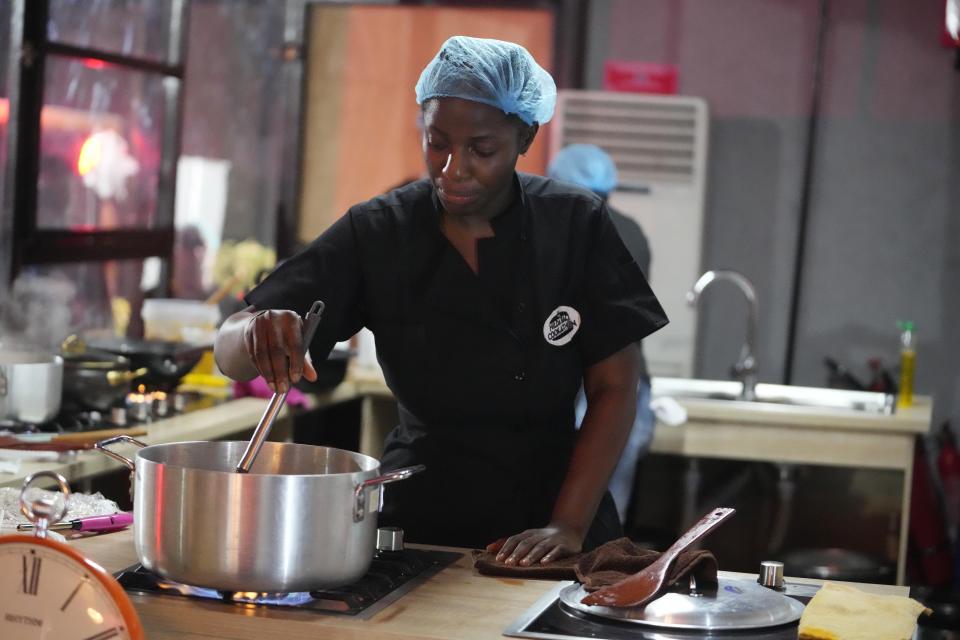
xmin=376 ymin=526 xmax=404 ymax=552
xmin=111 ymin=406 xmax=128 ymax=427
xmin=172 ymin=393 xmax=187 ymax=413
xmin=758 ymin=560 xmax=785 ymax=590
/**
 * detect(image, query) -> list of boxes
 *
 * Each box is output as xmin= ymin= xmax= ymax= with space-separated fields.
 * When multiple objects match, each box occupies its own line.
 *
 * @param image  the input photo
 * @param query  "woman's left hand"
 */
xmin=486 ymin=523 xmax=585 ymax=566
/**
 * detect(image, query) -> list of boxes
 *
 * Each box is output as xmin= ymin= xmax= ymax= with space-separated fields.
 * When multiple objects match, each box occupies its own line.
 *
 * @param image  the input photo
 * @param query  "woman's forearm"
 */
xmin=550 ymin=343 xmax=641 ymax=538
xmin=550 ymin=383 xmax=637 ymax=536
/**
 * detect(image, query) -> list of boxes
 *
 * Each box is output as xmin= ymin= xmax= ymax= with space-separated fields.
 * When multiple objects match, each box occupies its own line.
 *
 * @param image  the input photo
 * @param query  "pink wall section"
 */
xmin=604 ymin=0 xmax=958 ymax=120
xmin=607 ymin=0 xmax=820 ymax=117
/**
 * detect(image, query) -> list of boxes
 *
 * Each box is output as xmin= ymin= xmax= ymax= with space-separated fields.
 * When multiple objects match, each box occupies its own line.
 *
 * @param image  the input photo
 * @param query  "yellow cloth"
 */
xmin=799 ymin=582 xmax=930 ymax=640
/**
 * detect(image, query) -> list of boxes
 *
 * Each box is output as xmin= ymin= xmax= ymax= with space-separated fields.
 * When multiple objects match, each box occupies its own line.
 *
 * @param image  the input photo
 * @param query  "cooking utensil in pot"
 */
xmin=95 ymin=435 xmax=424 ymax=591
xmin=0 ymin=350 xmax=63 ymax=423
xmin=581 ymin=507 xmax=735 ymax=608
xmin=236 ymin=300 xmax=325 ymax=473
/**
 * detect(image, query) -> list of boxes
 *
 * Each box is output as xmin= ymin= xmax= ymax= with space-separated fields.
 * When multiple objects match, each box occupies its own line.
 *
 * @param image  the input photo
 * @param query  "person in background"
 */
xmin=215 ymin=36 xmax=667 ymax=565
xmin=170 ymin=225 xmax=210 ymax=301
xmin=547 ymin=143 xmax=654 ymax=526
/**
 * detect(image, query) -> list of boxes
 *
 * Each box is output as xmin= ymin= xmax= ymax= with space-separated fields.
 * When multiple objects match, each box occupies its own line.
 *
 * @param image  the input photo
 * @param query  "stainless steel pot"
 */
xmin=95 ymin=435 xmax=423 ymax=592
xmin=0 ymin=350 xmax=63 ymax=423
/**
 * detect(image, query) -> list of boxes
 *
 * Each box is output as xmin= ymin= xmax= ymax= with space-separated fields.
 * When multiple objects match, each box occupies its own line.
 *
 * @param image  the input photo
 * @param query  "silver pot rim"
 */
xmin=0 ymin=351 xmax=63 ymax=365
xmin=107 ymin=439 xmax=382 ymax=477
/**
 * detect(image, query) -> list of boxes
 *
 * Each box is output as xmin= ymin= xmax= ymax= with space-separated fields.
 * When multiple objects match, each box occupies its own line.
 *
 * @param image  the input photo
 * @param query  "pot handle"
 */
xmin=94 ymin=434 xmax=148 ymax=470
xmin=106 ymin=367 xmax=149 ymax=386
xmin=353 ymin=464 xmax=425 ymax=522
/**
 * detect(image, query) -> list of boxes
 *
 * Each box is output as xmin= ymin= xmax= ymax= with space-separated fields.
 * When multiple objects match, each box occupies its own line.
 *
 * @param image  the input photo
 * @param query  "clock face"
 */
xmin=0 ymin=541 xmax=136 ymax=640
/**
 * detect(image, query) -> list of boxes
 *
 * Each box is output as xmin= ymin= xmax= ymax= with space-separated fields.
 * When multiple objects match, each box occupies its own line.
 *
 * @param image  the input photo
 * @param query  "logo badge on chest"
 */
xmin=543 ymin=306 xmax=581 ymax=346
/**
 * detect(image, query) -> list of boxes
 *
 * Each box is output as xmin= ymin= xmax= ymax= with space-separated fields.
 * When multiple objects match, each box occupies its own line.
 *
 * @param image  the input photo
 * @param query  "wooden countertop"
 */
xmin=0 ymin=369 xmax=391 ymax=490
xmin=4 ymin=369 xmax=925 ymax=490
xmin=71 ymin=528 xmax=553 ymax=640
xmin=668 ymin=396 xmax=931 ymax=434
xmin=346 ymin=367 xmax=931 ymax=434
xmin=0 ymin=397 xmax=283 ymax=489
xmin=61 ymin=528 xmax=905 ymax=640
xmin=649 ymin=396 xmax=930 ymax=471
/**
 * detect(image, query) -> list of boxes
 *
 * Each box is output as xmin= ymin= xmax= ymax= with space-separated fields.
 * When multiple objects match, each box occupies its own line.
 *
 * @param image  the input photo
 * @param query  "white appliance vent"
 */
xmin=550 ymin=90 xmax=710 ymax=378
xmin=556 ymin=93 xmax=702 ymax=187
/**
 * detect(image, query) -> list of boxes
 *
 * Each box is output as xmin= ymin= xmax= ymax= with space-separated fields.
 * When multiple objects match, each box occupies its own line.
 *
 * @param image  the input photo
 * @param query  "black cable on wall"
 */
xmin=783 ymin=0 xmax=829 ymax=385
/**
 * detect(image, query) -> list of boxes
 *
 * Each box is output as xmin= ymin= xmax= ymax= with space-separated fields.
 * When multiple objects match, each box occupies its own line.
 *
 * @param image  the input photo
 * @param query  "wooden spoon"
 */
xmin=581 ymin=507 xmax=736 ymax=608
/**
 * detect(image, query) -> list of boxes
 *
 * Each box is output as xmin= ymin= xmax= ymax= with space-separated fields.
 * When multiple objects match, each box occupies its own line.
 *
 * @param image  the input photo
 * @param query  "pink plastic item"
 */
xmin=233 ymin=376 xmax=309 ymax=408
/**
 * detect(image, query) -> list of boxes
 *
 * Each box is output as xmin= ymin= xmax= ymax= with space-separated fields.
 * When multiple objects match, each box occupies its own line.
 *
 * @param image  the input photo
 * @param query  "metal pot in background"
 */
xmin=781 ymin=547 xmax=894 ymax=583
xmin=62 ymin=353 xmax=147 ymax=413
xmin=86 ymin=336 xmax=208 ymax=391
xmin=60 ymin=335 xmax=148 ymax=412
xmin=0 ymin=350 xmax=63 ymax=423
xmin=95 ymin=436 xmax=424 ymax=592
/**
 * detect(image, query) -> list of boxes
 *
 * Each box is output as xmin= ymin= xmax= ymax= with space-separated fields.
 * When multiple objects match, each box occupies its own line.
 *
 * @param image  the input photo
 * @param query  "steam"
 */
xmin=0 ymin=273 xmax=76 ymax=352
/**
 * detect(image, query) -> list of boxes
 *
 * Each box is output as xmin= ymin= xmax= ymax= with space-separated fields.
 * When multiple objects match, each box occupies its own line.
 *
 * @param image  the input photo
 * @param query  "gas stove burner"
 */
xmin=3 ymin=391 xmax=197 ymax=438
xmin=53 ymin=407 xmax=126 ymax=432
xmin=0 ymin=419 xmax=43 ymax=435
xmin=115 ymin=548 xmax=461 ymax=618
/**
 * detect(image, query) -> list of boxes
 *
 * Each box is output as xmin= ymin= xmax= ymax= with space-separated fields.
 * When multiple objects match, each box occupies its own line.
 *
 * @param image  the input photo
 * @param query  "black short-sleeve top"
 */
xmin=246 ymin=173 xmax=668 ymax=440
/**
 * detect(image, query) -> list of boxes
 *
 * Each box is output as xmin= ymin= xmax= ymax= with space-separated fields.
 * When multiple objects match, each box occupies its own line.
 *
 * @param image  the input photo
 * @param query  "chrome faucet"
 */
xmin=686 ymin=270 xmax=759 ymax=401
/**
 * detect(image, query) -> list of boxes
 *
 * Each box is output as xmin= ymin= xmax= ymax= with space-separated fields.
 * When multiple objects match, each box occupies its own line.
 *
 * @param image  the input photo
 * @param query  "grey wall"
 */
xmin=586 ymin=0 xmax=960 ymax=428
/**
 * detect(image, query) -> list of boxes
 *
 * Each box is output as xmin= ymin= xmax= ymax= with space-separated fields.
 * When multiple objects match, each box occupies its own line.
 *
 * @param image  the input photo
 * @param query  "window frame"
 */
xmin=2 ymin=0 xmax=190 ymax=293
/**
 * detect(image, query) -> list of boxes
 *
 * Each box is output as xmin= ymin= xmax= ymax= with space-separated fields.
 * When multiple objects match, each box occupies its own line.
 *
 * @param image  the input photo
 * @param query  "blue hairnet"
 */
xmin=547 ymin=144 xmax=618 ymax=195
xmin=415 ymin=36 xmax=556 ymax=126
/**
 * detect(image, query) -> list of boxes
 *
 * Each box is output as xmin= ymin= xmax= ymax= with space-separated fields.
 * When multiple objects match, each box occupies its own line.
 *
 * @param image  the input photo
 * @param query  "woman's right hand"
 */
xmin=242 ymin=309 xmax=318 ymax=392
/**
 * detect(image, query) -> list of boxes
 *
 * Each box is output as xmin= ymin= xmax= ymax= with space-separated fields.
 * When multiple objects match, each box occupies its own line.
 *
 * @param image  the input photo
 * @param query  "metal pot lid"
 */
xmin=558 ymin=577 xmax=805 ymax=630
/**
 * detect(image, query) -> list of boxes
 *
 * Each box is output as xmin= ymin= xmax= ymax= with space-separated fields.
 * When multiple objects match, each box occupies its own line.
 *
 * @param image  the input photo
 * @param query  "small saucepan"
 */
xmin=0 ymin=349 xmax=63 ymax=423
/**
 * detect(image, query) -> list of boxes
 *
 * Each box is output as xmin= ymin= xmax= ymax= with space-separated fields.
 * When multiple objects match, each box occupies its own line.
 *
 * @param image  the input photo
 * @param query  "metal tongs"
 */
xmin=235 ymin=300 xmax=325 ymax=473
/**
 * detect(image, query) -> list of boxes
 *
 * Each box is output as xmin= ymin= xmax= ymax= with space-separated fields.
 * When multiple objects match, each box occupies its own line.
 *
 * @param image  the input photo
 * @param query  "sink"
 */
xmin=650 ymin=377 xmax=895 ymax=414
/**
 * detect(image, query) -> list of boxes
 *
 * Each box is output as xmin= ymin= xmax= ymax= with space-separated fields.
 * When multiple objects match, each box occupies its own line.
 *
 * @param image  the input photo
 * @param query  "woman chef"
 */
xmin=214 ymin=36 xmax=667 ymax=566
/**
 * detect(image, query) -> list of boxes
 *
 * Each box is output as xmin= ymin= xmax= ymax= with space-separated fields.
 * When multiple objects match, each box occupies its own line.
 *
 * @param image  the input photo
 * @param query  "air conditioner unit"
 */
xmin=550 ymin=90 xmax=709 ymax=378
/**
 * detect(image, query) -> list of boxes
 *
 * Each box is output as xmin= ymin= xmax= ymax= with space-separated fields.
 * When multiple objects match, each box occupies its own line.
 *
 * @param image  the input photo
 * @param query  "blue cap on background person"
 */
xmin=547 ymin=144 xmax=619 ymax=196
xmin=415 ymin=36 xmax=557 ymax=126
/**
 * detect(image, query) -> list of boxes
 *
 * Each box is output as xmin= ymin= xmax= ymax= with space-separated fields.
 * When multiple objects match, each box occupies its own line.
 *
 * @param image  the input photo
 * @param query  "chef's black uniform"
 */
xmin=246 ymin=174 xmax=668 ymax=550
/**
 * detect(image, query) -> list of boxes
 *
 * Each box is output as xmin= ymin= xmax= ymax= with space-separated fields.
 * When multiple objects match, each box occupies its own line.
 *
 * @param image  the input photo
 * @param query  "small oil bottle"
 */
xmin=896 ymin=321 xmax=916 ymax=409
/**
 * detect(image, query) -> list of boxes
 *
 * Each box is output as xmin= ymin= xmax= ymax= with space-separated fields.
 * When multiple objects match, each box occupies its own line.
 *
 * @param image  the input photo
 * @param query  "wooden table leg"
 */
xmin=896 ymin=440 xmax=914 ymax=585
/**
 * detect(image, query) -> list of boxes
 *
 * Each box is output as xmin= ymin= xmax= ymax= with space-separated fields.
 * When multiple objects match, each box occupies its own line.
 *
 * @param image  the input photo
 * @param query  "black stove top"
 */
xmin=0 ymin=392 xmax=199 ymax=436
xmin=115 ymin=548 xmax=462 ymax=619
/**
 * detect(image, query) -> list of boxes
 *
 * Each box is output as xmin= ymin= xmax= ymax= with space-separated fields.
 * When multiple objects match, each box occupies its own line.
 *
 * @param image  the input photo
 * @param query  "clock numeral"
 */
xmin=82 ymin=628 xmax=122 ymax=640
xmin=21 ymin=554 xmax=41 ymax=596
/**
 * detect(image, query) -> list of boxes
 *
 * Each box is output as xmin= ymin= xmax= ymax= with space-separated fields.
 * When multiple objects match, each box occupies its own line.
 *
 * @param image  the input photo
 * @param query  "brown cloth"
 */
xmin=473 ymin=537 xmax=718 ymax=592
